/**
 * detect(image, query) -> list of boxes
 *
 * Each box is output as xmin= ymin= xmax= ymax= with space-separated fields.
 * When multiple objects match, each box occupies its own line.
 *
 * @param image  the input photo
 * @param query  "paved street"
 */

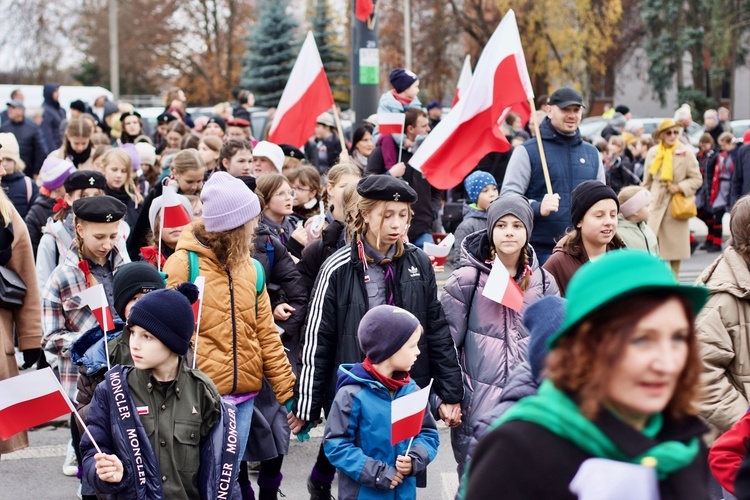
xmin=0 ymin=217 xmax=728 ymax=498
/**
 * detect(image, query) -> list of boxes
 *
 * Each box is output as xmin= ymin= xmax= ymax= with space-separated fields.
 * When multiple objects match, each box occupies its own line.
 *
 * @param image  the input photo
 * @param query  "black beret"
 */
xmin=64 ymin=170 xmax=106 ymax=193
xmin=156 ymin=112 xmax=177 ymax=125
xmin=206 ymin=115 xmax=226 ymax=132
xmin=72 ymin=195 xmax=127 ymax=223
xmin=279 ymin=144 xmax=306 ymax=160
xmin=356 ymin=175 xmax=417 ymax=203
xmin=70 ymin=100 xmax=86 ymax=113
xmin=119 ymin=111 xmax=142 ymax=122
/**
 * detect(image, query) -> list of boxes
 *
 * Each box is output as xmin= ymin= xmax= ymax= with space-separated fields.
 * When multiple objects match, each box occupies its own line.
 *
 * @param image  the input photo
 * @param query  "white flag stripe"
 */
xmin=391 ymin=380 xmax=432 ymax=423
xmin=482 ymin=255 xmax=511 ymax=304
xmin=0 ymin=368 xmax=63 ymax=411
xmin=378 ymin=113 xmax=406 ymax=126
xmin=270 ymin=31 xmax=325 ymax=135
xmin=77 ymin=283 xmax=107 ymax=309
xmin=194 ymin=276 xmax=205 ymax=300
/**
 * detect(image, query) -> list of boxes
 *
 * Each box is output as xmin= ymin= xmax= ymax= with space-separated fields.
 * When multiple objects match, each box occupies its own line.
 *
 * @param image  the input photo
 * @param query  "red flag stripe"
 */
xmin=391 ymin=408 xmax=427 ymax=445
xmin=0 ymin=391 xmax=71 ymax=440
xmin=378 ymin=124 xmax=404 ymax=135
xmin=162 ymin=204 xmax=192 ymax=229
xmin=501 ymin=278 xmax=525 ymax=312
xmin=355 ymin=0 xmax=374 ymax=22
xmin=91 ymin=306 xmax=115 ymax=334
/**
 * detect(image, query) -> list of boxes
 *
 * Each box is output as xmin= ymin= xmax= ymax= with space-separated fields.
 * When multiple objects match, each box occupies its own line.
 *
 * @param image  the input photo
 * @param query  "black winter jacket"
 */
xmin=80 ymin=365 xmax=241 ymax=500
xmin=2 ymin=171 xmax=38 ymax=219
xmin=253 ymin=224 xmax=308 ymax=373
xmin=41 ymin=84 xmax=66 ymax=152
xmin=731 ymin=142 xmax=750 ymax=208
xmin=293 ymin=237 xmax=463 ymax=421
xmin=104 ymin=186 xmax=141 ymax=236
xmin=465 ymin=412 xmax=709 ymax=500
xmin=0 ymin=119 xmax=48 ymax=176
xmin=297 ymin=219 xmax=347 ymax=295
xmin=24 ymin=194 xmax=55 ymax=258
xmin=127 ymin=182 xmax=165 ymax=260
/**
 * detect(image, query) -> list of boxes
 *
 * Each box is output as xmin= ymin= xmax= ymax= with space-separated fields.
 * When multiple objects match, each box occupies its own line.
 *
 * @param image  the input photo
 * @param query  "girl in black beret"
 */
xmin=288 ymin=175 xmax=465 ymax=498
xmin=119 ymin=111 xmax=143 ymax=144
xmin=543 ymin=181 xmax=626 ymax=295
xmin=41 ymin=195 xmax=130 ymax=496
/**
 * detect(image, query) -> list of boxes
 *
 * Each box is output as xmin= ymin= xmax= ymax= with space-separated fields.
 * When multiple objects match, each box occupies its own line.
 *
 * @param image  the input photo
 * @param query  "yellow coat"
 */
xmin=164 ymin=225 xmax=295 ymax=402
xmin=643 ymin=143 xmax=702 ymax=261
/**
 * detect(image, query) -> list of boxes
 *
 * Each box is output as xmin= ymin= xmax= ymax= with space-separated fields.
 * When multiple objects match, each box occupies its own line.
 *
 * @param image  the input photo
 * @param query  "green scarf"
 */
xmin=496 ymin=380 xmax=700 ymax=480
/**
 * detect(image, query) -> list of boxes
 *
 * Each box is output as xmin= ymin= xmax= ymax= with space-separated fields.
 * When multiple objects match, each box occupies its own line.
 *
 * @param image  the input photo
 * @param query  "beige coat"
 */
xmin=643 ymin=143 xmax=702 ymax=260
xmin=0 ymin=208 xmax=43 ymax=454
xmin=696 ymin=247 xmax=750 ymax=435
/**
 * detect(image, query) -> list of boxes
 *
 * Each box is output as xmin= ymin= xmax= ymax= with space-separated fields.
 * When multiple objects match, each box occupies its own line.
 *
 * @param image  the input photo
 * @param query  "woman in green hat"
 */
xmin=463 ymin=249 xmax=710 ymax=499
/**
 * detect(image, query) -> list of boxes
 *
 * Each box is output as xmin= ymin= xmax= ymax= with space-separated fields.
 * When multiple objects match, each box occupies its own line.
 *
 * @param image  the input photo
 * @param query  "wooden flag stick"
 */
xmin=405 ymin=436 xmax=415 ymax=455
xmin=51 ymin=369 xmax=102 ymax=454
xmin=157 ymin=211 xmax=164 ymax=273
xmin=529 ymin=98 xmax=553 ymax=196
xmin=103 ymin=297 xmax=111 ymax=372
xmin=331 ymin=105 xmax=348 ymax=155
xmin=192 ymin=278 xmax=205 ymax=370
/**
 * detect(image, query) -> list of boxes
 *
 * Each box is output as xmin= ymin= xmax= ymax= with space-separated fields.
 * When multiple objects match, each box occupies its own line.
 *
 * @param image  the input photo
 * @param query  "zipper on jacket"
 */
xmin=228 ymin=268 xmax=238 ymax=394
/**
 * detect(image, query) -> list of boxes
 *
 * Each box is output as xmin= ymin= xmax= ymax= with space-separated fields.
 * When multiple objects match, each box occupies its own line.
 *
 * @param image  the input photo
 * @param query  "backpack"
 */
xmin=187 ymin=250 xmax=265 ymax=313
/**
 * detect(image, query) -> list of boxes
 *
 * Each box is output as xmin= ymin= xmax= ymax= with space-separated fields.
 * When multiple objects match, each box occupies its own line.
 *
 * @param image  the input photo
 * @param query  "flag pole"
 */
xmin=192 ymin=283 xmax=204 ymax=370
xmin=397 ymin=120 xmax=405 ymax=165
xmin=529 ymin=98 xmax=553 ymax=196
xmin=103 ymin=293 xmax=111 ymax=372
xmin=157 ymin=211 xmax=164 ymax=273
xmin=331 ymin=106 xmax=349 ymax=162
xmin=404 ymin=436 xmax=415 ymax=455
xmin=51 ymin=368 xmax=102 ymax=454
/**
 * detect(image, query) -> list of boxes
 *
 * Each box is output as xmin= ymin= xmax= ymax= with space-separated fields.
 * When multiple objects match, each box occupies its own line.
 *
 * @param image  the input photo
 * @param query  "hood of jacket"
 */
xmin=43 ymin=83 xmax=60 ymax=107
xmin=458 ymin=229 xmax=543 ymax=277
xmin=335 ymin=363 xmax=385 ymax=393
xmin=462 ymin=203 xmax=488 ymax=220
xmin=498 ymin=361 xmax=539 ymax=405
xmin=70 ymin=321 xmax=126 ymax=375
xmin=698 ymin=247 xmax=750 ymax=299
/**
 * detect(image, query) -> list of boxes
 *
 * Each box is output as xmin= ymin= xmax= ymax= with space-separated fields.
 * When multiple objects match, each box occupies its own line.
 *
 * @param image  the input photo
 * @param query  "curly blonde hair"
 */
xmin=192 ymin=221 xmax=253 ymax=272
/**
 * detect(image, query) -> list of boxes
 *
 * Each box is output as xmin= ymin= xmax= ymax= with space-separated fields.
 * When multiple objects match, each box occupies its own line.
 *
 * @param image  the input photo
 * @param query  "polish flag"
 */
xmin=409 ymin=10 xmax=533 ymax=189
xmin=192 ymin=276 xmax=205 ymax=322
xmin=161 ymin=186 xmax=191 ymax=229
xmin=482 ymin=255 xmax=524 ymax=312
xmin=268 ymin=31 xmax=335 ymax=148
xmin=77 ymin=284 xmax=115 ymax=333
xmin=451 ymin=55 xmax=472 ymax=107
xmin=391 ymin=380 xmax=432 ymax=445
xmin=0 ymin=368 xmax=72 ymax=440
xmin=355 ymin=0 xmax=374 ymax=23
xmin=377 ymin=113 xmax=405 ymax=136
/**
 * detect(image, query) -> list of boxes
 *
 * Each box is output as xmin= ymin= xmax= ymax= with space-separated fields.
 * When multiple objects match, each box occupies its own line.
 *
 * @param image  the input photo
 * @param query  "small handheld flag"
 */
xmin=391 ymin=380 xmax=433 ymax=446
xmin=77 ymin=283 xmax=114 ymax=370
xmin=482 ymin=255 xmax=524 ymax=312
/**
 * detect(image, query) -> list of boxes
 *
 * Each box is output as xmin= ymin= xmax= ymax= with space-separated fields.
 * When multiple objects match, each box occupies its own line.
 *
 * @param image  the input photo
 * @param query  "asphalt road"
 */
xmin=0 ymin=217 xmax=727 ymax=498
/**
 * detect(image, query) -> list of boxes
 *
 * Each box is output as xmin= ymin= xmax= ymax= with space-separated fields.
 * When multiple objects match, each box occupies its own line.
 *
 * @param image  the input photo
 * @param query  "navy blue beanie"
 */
xmin=389 ymin=68 xmax=419 ymax=94
xmin=523 ymin=296 xmax=566 ymax=383
xmin=358 ymin=305 xmax=421 ymax=363
xmin=463 ymin=171 xmax=497 ymax=204
xmin=128 ymin=283 xmax=199 ymax=356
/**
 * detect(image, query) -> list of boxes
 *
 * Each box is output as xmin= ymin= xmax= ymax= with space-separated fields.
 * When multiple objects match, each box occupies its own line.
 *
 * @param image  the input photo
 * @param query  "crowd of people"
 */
xmin=0 ymin=71 xmax=749 ymax=500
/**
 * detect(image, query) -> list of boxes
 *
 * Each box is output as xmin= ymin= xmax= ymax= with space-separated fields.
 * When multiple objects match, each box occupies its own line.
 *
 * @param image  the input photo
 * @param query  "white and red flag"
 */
xmin=391 ymin=380 xmax=432 ymax=445
xmin=77 ymin=283 xmax=114 ymax=333
xmin=409 ymin=10 xmax=533 ymax=189
xmin=0 ymin=368 xmax=72 ymax=440
xmin=451 ymin=55 xmax=472 ymax=107
xmin=161 ymin=186 xmax=191 ymax=229
xmin=268 ymin=31 xmax=335 ymax=148
xmin=482 ymin=255 xmax=524 ymax=312
xmin=191 ymin=276 xmax=205 ymax=322
xmin=377 ymin=113 xmax=406 ymax=136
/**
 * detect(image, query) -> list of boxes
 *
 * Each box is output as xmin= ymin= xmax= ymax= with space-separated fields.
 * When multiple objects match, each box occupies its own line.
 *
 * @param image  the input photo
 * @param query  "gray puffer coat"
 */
xmin=440 ymin=230 xmax=559 ymax=474
xmin=448 ymin=203 xmax=487 ymax=267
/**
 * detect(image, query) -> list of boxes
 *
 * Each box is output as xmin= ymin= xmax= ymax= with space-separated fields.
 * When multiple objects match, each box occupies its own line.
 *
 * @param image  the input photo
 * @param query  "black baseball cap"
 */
xmin=548 ymin=87 xmax=585 ymax=109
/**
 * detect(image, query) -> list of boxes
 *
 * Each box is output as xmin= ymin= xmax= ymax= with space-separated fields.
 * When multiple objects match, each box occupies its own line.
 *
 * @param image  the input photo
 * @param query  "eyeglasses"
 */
xmin=273 ymin=189 xmax=296 ymax=198
xmin=292 ymin=185 xmax=313 ymax=192
xmin=663 ymin=130 xmax=680 ymax=137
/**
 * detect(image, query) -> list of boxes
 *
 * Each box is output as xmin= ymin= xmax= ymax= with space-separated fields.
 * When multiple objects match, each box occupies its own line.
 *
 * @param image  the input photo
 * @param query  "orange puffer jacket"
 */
xmin=164 ymin=226 xmax=295 ymax=402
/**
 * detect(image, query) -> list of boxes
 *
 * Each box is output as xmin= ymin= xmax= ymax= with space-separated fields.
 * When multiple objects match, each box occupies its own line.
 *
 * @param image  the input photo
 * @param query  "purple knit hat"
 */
xmin=40 ymin=157 xmax=76 ymax=191
xmin=201 ymin=171 xmax=261 ymax=232
xmin=358 ymin=305 xmax=421 ymax=363
xmin=121 ymin=143 xmax=141 ymax=171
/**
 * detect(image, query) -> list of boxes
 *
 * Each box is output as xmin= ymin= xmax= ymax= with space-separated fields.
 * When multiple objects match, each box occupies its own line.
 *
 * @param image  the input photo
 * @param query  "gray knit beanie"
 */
xmin=486 ymin=194 xmax=534 ymax=244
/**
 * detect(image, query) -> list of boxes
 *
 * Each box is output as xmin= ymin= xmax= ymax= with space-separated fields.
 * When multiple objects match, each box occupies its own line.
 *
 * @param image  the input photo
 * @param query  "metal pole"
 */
xmin=109 ymin=0 xmax=120 ymax=100
xmin=404 ymin=0 xmax=412 ymax=69
xmin=351 ymin=1 xmax=379 ymax=126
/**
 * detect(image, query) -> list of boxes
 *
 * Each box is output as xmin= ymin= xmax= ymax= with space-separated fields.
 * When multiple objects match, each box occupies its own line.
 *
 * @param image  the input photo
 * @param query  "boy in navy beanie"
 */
xmin=81 ymin=283 xmax=236 ymax=500
xmin=323 ymin=305 xmax=440 ymax=499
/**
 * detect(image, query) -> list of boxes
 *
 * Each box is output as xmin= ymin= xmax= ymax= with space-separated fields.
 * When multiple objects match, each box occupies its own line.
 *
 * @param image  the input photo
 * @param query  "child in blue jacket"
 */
xmin=324 ymin=305 xmax=440 ymax=500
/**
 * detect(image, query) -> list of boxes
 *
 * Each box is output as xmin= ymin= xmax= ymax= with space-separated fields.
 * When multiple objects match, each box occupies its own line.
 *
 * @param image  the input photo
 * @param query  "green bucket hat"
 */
xmin=548 ymin=250 xmax=709 ymax=348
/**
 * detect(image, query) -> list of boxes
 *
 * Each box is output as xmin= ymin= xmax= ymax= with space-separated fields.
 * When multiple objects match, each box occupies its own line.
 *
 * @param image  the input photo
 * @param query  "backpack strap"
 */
xmin=188 ymin=250 xmax=200 ymax=282
xmin=252 ymin=258 xmax=265 ymax=315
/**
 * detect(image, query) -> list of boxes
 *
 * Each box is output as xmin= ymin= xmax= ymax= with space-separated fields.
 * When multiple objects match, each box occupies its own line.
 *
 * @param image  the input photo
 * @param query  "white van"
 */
xmin=0 ymin=84 xmax=113 ymax=115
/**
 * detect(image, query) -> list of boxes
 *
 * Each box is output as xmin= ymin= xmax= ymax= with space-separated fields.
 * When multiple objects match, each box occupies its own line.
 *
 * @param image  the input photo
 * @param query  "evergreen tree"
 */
xmin=241 ymin=0 xmax=299 ymax=108
xmin=312 ymin=0 xmax=350 ymax=107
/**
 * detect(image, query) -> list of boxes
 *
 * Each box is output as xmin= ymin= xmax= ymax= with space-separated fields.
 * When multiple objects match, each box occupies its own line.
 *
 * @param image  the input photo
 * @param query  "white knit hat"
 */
xmin=0 ymin=133 xmax=25 ymax=171
xmin=252 ymin=141 xmax=284 ymax=172
xmin=135 ymin=142 xmax=156 ymax=166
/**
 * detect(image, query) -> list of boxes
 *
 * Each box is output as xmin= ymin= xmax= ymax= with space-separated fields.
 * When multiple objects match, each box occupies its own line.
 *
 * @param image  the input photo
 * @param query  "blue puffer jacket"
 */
xmin=501 ymin=117 xmax=602 ymax=257
xmin=324 ymin=363 xmax=440 ymax=500
xmin=80 ymin=365 xmax=241 ymax=500
xmin=440 ymin=230 xmax=558 ymax=474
